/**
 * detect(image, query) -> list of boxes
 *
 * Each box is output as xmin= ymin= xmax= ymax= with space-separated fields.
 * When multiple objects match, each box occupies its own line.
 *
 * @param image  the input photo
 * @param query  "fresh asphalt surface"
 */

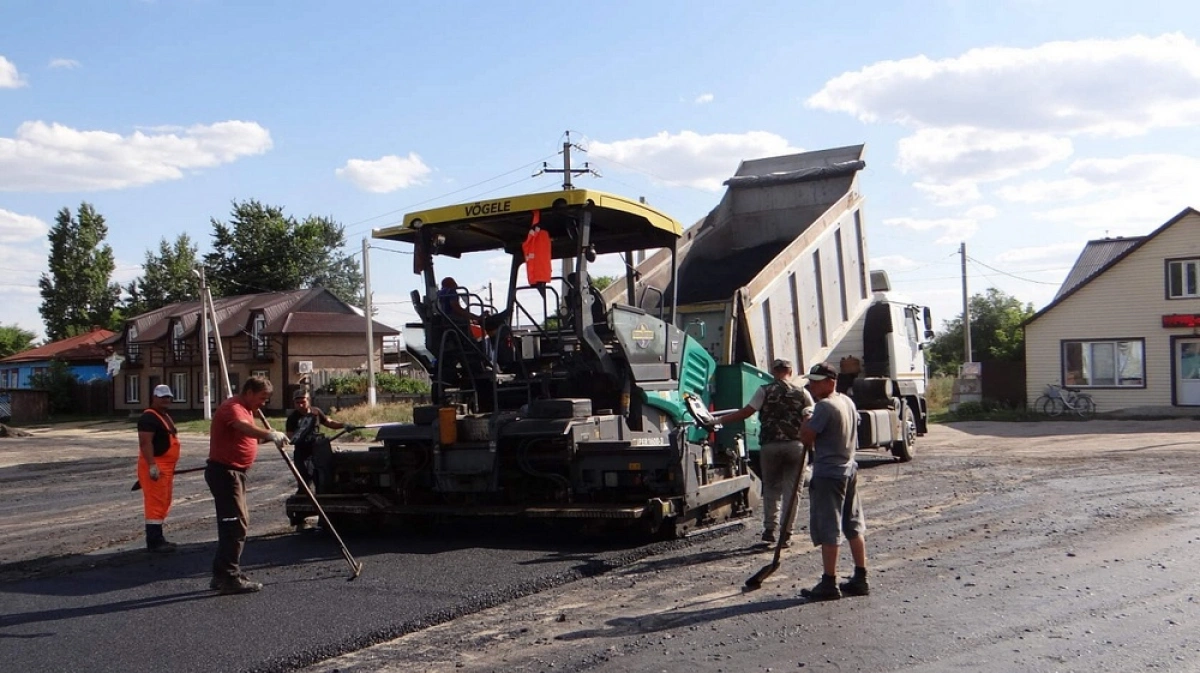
xmin=0 ymin=521 xmax=667 ymax=673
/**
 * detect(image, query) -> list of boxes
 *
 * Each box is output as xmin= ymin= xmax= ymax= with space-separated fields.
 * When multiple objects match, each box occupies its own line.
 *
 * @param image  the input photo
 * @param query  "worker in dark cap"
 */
xmin=714 ymin=358 xmax=814 ymax=546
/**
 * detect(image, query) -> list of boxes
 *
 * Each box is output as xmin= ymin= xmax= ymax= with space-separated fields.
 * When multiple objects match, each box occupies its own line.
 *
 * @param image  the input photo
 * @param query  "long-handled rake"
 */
xmin=258 ymin=410 xmax=364 ymax=581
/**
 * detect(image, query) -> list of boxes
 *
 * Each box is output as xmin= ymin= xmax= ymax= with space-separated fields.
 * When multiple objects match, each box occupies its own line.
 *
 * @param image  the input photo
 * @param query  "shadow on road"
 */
xmin=0 ymin=590 xmax=213 ymax=630
xmin=555 ymin=597 xmax=804 ymax=640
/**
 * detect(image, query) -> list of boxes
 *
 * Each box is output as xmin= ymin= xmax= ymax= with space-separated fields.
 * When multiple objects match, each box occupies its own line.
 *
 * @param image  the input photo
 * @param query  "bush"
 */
xmin=28 ymin=360 xmax=78 ymax=414
xmin=317 ymin=372 xmax=430 ymax=396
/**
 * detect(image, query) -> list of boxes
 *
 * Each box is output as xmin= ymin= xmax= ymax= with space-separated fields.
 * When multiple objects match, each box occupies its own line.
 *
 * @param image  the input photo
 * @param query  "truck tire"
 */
xmin=891 ymin=401 xmax=915 ymax=462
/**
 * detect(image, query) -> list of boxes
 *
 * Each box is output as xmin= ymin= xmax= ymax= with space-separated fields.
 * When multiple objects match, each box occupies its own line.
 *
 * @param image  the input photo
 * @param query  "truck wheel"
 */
xmin=891 ymin=402 xmax=915 ymax=462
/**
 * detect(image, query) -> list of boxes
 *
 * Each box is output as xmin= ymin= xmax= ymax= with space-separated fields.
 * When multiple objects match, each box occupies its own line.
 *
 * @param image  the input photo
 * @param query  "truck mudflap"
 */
xmin=285 ymin=474 xmax=757 ymax=524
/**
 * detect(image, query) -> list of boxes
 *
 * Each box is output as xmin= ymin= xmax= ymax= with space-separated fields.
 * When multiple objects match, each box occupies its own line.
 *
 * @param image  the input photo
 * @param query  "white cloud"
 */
xmin=336 ymin=152 xmax=432 ymax=193
xmin=810 ymin=34 xmax=1200 ymax=206
xmin=912 ymin=180 xmax=981 ymax=206
xmin=994 ymin=242 xmax=1084 ymax=264
xmin=897 ymin=127 xmax=1073 ymax=183
xmin=1011 ymin=153 xmax=1200 ymax=233
xmin=882 ymin=216 xmax=979 ymax=245
xmin=807 ymin=33 xmax=1200 ymax=137
xmin=694 ymin=93 xmax=714 ymax=104
xmin=0 ymin=120 xmax=272 ymax=192
xmin=0 ymin=208 xmax=48 ymax=244
xmin=870 ymin=254 xmax=922 ymax=272
xmin=964 ymin=204 xmax=998 ymax=220
xmin=0 ymin=56 xmax=25 ymax=88
xmin=48 ymin=58 xmax=80 ymax=69
xmin=587 ymin=130 xmax=802 ymax=191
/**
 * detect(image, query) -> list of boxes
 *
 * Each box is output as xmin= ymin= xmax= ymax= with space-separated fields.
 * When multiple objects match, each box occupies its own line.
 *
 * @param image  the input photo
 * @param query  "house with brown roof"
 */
xmin=1024 ymin=207 xmax=1200 ymax=415
xmin=107 ymin=288 xmax=399 ymax=413
xmin=0 ymin=327 xmax=115 ymax=389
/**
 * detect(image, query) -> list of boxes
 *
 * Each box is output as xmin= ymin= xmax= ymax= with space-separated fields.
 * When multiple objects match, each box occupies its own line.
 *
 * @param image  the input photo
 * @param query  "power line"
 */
xmin=967 ymin=256 xmax=1063 ymax=285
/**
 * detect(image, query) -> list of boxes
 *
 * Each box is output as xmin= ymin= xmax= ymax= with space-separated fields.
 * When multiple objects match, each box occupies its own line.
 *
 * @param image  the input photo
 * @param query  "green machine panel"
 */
xmin=712 ymin=363 xmax=772 ymax=453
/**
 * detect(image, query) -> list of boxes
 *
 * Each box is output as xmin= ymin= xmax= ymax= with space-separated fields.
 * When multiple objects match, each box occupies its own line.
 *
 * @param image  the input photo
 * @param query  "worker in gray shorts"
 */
xmin=798 ymin=361 xmax=869 ymax=601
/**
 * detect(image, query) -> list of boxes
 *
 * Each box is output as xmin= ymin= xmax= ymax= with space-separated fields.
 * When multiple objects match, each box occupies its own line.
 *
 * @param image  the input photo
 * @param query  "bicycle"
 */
xmin=1034 ymin=383 xmax=1096 ymax=418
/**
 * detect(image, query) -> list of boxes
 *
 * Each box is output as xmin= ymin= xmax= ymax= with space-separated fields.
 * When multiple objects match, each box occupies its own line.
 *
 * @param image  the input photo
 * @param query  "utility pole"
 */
xmin=961 ymin=242 xmax=973 ymax=363
xmin=203 ymin=281 xmax=233 ymax=399
xmin=534 ymin=132 xmax=601 ymax=290
xmin=194 ymin=267 xmax=212 ymax=419
xmin=363 ymin=237 xmax=377 ymax=407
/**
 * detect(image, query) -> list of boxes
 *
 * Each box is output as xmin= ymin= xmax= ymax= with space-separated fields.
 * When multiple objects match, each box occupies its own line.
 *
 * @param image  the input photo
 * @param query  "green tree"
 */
xmin=592 ymin=275 xmax=617 ymax=292
xmin=125 ymin=233 xmax=201 ymax=316
xmin=926 ymin=288 xmax=1036 ymax=376
xmin=0 ymin=324 xmax=37 ymax=358
xmin=28 ymin=360 xmax=78 ymax=414
xmin=203 ymin=200 xmax=364 ymax=305
xmin=38 ymin=203 xmax=122 ymax=340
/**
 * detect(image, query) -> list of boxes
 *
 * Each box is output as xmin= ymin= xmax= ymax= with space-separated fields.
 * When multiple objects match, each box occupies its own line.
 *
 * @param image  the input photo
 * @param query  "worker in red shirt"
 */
xmin=204 ymin=376 xmax=288 ymax=595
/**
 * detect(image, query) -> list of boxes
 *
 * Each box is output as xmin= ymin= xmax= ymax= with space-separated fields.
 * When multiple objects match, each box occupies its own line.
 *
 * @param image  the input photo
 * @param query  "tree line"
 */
xmin=30 ymin=200 xmax=365 ymax=342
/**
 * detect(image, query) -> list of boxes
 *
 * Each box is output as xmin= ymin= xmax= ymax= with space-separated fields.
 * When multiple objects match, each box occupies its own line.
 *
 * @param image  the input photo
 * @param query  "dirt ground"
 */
xmin=4 ymin=419 xmax=1200 ymax=672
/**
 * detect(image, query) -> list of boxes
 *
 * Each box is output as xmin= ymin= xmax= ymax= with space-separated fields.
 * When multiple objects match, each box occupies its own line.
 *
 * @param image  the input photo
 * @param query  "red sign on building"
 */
xmin=1163 ymin=314 xmax=1200 ymax=328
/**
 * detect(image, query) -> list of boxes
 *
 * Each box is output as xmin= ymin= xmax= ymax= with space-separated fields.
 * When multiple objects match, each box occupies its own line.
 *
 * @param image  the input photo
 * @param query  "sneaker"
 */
xmin=210 ymin=573 xmax=253 ymax=590
xmin=761 ymin=530 xmax=777 ymax=544
xmin=800 ymin=575 xmax=842 ymax=601
xmin=217 ymin=576 xmax=263 ymax=595
xmin=146 ymin=540 xmax=177 ymax=553
xmin=840 ymin=574 xmax=870 ymax=596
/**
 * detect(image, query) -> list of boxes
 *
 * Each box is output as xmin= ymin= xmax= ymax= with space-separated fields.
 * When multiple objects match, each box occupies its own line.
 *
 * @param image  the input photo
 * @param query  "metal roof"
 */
xmin=1053 ymin=237 xmax=1144 ymax=300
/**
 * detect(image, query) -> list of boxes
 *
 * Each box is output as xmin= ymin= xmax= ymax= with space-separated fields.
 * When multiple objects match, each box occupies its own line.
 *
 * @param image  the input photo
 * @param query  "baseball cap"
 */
xmin=292 ymin=389 xmax=310 ymax=401
xmin=152 ymin=384 xmax=174 ymax=398
xmin=770 ymin=358 xmax=793 ymax=371
xmin=803 ymin=362 xmax=838 ymax=381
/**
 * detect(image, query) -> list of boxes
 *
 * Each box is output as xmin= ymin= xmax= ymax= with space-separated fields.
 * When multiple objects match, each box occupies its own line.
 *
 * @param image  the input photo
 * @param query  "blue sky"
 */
xmin=3 ymin=0 xmax=1200 ymax=340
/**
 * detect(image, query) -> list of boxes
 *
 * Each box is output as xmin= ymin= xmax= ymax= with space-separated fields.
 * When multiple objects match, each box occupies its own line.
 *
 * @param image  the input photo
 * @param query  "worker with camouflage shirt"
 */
xmin=715 ymin=358 xmax=814 ymax=546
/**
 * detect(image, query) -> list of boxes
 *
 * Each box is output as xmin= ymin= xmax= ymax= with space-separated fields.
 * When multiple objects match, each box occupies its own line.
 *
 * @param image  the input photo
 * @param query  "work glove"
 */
xmin=268 ymin=431 xmax=289 ymax=449
xmin=148 ymin=464 xmax=161 ymax=481
xmin=343 ymin=424 xmax=358 ymax=432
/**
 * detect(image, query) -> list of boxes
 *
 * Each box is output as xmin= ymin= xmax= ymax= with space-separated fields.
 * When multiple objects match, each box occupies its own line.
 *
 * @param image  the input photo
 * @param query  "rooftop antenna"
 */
xmin=534 ymin=131 xmax=600 ymax=190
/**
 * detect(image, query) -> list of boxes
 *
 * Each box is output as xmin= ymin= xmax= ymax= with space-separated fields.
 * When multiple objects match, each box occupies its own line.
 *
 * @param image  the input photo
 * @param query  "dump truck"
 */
xmin=605 ymin=145 xmax=934 ymax=463
xmin=285 ymin=189 xmax=758 ymax=537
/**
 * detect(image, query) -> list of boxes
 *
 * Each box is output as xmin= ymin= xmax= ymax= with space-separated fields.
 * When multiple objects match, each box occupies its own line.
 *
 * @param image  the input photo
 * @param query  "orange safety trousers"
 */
xmin=138 ymin=422 xmax=180 ymax=523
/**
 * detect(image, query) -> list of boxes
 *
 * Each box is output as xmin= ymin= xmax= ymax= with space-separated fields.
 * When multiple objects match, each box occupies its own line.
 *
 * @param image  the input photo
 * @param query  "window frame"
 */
xmin=170 ymin=372 xmax=188 ymax=403
xmin=1166 ymin=258 xmax=1200 ymax=299
xmin=125 ymin=374 xmax=141 ymax=404
xmin=1060 ymin=338 xmax=1146 ymax=389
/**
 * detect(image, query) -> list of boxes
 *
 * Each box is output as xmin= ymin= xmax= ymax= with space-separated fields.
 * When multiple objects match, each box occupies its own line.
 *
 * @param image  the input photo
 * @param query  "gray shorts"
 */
xmin=808 ymin=473 xmax=866 ymax=546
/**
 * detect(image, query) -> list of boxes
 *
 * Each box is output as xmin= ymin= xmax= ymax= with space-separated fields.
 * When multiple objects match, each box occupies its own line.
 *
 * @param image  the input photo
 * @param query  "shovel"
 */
xmin=744 ymin=443 xmax=810 ymax=591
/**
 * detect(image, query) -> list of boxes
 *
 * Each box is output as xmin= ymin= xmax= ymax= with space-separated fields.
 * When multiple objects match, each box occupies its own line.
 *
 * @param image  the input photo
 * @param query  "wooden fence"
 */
xmin=0 ymin=389 xmax=50 ymax=424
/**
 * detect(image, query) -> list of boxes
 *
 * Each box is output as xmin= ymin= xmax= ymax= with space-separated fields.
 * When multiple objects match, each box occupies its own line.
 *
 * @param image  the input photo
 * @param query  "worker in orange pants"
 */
xmin=138 ymin=384 xmax=181 ymax=552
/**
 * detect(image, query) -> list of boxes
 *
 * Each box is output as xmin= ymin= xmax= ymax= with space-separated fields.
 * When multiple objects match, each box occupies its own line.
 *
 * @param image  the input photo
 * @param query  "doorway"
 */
xmin=1176 ymin=339 xmax=1200 ymax=406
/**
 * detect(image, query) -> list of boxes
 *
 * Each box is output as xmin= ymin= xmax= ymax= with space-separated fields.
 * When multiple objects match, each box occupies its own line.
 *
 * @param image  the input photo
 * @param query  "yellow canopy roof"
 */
xmin=373 ymin=189 xmax=682 ymax=257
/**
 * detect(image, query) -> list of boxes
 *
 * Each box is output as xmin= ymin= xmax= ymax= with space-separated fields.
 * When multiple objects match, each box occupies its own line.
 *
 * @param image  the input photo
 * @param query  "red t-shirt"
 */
xmin=209 ymin=396 xmax=260 ymax=469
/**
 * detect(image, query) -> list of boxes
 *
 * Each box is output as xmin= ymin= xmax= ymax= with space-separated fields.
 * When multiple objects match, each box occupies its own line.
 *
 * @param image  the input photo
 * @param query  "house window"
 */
xmin=127 ymin=323 xmax=142 ymax=364
xmin=171 ymin=372 xmax=188 ymax=402
xmin=1063 ymin=340 xmax=1144 ymax=387
xmin=126 ymin=374 xmax=141 ymax=403
xmin=251 ymin=369 xmax=269 ymax=382
xmin=2 ymin=369 xmax=17 ymax=388
xmin=172 ymin=321 xmax=187 ymax=360
xmin=1168 ymin=259 xmax=1200 ymax=298
xmin=251 ymin=313 xmax=267 ymax=358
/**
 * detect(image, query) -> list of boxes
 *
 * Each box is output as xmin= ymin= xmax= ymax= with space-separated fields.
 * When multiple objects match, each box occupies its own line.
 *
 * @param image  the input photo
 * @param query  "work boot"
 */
xmin=840 ymin=569 xmax=870 ymax=596
xmin=778 ymin=534 xmax=792 ymax=549
xmin=147 ymin=539 xmax=178 ymax=553
xmin=145 ymin=524 xmax=176 ymax=553
xmin=761 ymin=530 xmax=776 ymax=544
xmin=217 ymin=576 xmax=263 ymax=595
xmin=800 ymin=574 xmax=841 ymax=601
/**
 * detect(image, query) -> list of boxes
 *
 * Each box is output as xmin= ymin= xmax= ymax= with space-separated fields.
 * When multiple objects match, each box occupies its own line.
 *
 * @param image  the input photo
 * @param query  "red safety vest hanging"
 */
xmin=523 ymin=210 xmax=552 ymax=286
